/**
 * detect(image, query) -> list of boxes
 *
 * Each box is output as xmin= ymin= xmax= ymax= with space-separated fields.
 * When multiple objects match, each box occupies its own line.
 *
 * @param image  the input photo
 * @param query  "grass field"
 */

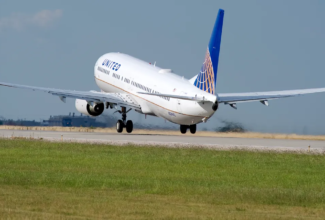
xmin=0 ymin=139 xmax=325 ymax=219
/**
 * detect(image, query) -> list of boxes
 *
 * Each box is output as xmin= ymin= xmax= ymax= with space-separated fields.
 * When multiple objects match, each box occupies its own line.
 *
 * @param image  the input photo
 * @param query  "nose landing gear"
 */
xmin=115 ymin=107 xmax=133 ymax=133
xmin=180 ymin=124 xmax=196 ymax=134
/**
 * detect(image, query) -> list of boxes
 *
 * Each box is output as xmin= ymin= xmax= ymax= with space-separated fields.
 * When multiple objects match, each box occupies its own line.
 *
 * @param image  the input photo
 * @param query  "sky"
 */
xmin=1 ymin=0 xmax=325 ymax=134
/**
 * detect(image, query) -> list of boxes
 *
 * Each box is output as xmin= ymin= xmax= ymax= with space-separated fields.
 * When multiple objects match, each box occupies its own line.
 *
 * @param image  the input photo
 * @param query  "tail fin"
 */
xmin=193 ymin=9 xmax=224 ymax=95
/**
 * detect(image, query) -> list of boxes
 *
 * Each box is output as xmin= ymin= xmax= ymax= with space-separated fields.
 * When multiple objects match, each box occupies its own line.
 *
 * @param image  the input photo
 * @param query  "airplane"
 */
xmin=1 ymin=9 xmax=325 ymax=134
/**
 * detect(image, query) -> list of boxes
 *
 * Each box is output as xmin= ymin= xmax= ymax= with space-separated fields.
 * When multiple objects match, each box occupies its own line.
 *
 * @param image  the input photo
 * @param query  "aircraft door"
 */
xmin=94 ymin=65 xmax=100 ymax=79
xmin=176 ymin=98 xmax=182 ymax=113
xmin=176 ymin=91 xmax=187 ymax=114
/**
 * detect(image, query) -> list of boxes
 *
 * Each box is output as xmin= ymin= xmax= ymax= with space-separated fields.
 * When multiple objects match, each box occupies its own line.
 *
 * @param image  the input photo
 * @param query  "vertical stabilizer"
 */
xmin=193 ymin=9 xmax=224 ymax=95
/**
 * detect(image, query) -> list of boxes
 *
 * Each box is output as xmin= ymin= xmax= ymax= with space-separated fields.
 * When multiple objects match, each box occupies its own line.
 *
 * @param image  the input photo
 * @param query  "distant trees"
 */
xmin=216 ymin=120 xmax=246 ymax=133
xmin=0 ymin=116 xmax=4 ymax=125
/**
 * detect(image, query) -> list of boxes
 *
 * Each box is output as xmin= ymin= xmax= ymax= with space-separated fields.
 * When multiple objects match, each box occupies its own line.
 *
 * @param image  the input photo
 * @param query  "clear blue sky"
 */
xmin=1 ymin=0 xmax=325 ymax=134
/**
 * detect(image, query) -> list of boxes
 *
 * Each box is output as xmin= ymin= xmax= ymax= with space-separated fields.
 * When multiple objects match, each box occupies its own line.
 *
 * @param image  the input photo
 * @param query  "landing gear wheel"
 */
xmin=189 ymin=124 xmax=196 ymax=134
xmin=180 ymin=125 xmax=187 ymax=134
xmin=116 ymin=120 xmax=124 ymax=133
xmin=126 ymin=120 xmax=133 ymax=133
xmin=115 ymin=107 xmax=134 ymax=134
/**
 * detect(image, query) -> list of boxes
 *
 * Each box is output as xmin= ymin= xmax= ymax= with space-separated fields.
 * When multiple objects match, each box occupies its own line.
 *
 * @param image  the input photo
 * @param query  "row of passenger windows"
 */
xmin=97 ymin=66 xmax=110 ymax=75
xmin=97 ymin=66 xmax=169 ymax=101
xmin=131 ymin=81 xmax=151 ymax=93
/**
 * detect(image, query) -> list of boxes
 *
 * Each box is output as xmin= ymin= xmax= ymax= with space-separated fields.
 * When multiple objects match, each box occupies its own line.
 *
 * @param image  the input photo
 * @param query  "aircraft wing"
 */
xmin=140 ymin=87 xmax=325 ymax=105
xmin=138 ymin=92 xmax=207 ymax=102
xmin=217 ymin=88 xmax=325 ymax=104
xmin=0 ymin=82 xmax=141 ymax=110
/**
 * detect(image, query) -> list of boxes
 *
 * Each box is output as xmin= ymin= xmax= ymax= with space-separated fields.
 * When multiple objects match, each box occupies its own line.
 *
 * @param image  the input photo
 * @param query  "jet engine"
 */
xmin=75 ymin=99 xmax=104 ymax=116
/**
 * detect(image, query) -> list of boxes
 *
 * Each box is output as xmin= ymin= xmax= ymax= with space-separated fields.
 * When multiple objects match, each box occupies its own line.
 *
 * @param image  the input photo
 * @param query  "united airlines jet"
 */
xmin=1 ymin=9 xmax=325 ymax=134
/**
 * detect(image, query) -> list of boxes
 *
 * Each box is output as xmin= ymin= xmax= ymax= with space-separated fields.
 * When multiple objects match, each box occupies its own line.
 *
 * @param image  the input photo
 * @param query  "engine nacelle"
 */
xmin=75 ymin=99 xmax=104 ymax=117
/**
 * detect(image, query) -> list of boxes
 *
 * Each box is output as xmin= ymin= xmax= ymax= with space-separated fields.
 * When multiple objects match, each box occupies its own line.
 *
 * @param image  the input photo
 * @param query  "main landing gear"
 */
xmin=115 ymin=107 xmax=133 ymax=133
xmin=180 ymin=124 xmax=196 ymax=134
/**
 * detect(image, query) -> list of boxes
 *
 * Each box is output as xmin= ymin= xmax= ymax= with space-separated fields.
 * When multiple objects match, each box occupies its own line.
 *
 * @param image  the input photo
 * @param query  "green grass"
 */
xmin=0 ymin=139 xmax=325 ymax=219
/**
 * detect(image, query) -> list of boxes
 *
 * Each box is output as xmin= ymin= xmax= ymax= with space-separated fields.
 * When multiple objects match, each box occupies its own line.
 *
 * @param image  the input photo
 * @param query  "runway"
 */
xmin=1 ymin=129 xmax=324 ymax=153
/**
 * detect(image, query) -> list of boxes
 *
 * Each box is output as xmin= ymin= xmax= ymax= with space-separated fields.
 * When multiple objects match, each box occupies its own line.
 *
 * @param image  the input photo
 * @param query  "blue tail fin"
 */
xmin=193 ymin=9 xmax=224 ymax=95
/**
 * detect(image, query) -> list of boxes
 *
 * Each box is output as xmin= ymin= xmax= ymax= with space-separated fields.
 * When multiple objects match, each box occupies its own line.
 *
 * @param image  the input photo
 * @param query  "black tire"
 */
xmin=189 ymin=124 xmax=196 ymax=134
xmin=126 ymin=120 xmax=133 ymax=133
xmin=116 ymin=120 xmax=124 ymax=133
xmin=180 ymin=125 xmax=187 ymax=134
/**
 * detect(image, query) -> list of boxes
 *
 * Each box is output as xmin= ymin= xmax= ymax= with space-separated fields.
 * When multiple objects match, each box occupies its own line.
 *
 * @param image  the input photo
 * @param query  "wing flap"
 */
xmin=0 ymin=82 xmax=141 ymax=110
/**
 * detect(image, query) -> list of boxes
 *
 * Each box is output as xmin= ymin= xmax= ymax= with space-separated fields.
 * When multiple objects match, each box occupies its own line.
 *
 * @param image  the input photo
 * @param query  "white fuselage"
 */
xmin=94 ymin=53 xmax=216 ymax=125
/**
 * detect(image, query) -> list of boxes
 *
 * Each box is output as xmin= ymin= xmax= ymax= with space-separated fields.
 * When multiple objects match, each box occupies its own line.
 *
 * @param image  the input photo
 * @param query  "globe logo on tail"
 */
xmin=194 ymin=49 xmax=215 ymax=95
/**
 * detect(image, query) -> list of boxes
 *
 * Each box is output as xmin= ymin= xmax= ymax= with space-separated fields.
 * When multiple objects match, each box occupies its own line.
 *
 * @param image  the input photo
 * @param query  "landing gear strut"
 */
xmin=180 ymin=124 xmax=196 ymax=134
xmin=115 ymin=107 xmax=133 ymax=133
